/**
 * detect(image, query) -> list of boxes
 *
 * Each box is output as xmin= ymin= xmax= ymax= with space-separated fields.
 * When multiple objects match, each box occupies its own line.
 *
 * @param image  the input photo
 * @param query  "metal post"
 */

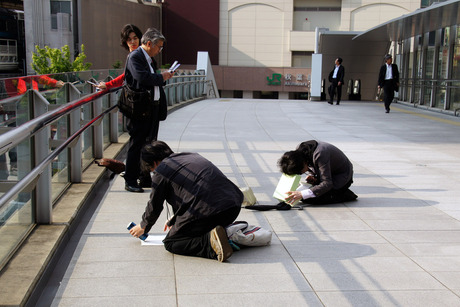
xmin=93 ymin=97 xmax=103 ymax=158
xmin=109 ymin=91 xmax=119 ymax=143
xmin=68 ymin=83 xmax=82 ymax=182
xmin=32 ymin=90 xmax=52 ymax=224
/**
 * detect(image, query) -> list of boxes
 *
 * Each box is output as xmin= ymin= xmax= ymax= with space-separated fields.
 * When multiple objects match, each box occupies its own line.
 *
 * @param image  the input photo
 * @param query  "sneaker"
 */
xmin=210 ymin=226 xmax=233 ymax=262
xmin=10 ymin=165 xmax=17 ymax=177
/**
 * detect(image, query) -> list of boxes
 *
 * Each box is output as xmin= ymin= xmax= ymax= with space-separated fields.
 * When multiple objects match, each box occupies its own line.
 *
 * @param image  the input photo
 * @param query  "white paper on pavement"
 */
xmin=141 ymin=234 xmax=166 ymax=246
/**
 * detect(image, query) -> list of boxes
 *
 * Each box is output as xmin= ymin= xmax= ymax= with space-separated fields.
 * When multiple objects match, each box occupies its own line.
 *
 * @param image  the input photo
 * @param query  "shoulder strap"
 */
xmin=123 ymin=52 xmax=140 ymax=90
xmin=122 ymin=53 xmax=130 ymax=86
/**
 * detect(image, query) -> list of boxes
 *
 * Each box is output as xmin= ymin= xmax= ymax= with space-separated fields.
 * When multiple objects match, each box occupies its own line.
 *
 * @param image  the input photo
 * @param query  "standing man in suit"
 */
xmin=123 ymin=28 xmax=174 ymax=193
xmin=378 ymin=54 xmax=400 ymax=113
xmin=328 ymin=57 xmax=345 ymax=105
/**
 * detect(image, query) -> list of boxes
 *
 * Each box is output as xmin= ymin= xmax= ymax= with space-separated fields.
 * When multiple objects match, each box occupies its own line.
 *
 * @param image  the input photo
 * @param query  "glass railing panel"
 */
xmin=42 ymin=85 xmax=66 ymax=105
xmin=118 ymin=112 xmax=125 ymax=136
xmin=414 ymin=84 xmax=421 ymax=104
xmin=102 ymin=94 xmax=111 ymax=148
xmin=0 ymin=131 xmax=33 ymax=266
xmin=0 ymin=191 xmax=34 ymax=268
xmin=450 ymin=81 xmax=460 ymax=111
xmin=434 ymin=81 xmax=446 ymax=109
xmin=81 ymin=103 xmax=94 ymax=169
xmin=0 ymin=98 xmax=18 ymax=129
xmin=0 ymin=76 xmax=61 ymax=100
xmin=423 ymin=85 xmax=432 ymax=106
xmin=0 ymin=141 xmax=31 ymax=196
xmin=0 ymin=150 xmax=14 ymax=182
xmin=50 ymin=116 xmax=70 ymax=200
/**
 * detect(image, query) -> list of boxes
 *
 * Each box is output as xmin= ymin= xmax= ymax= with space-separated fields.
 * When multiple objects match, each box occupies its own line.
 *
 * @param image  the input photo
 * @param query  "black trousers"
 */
xmin=302 ymin=179 xmax=355 ymax=205
xmin=124 ymin=107 xmax=159 ymax=186
xmin=329 ymin=79 xmax=342 ymax=103
xmin=163 ymin=206 xmax=241 ymax=259
xmin=383 ymin=80 xmax=396 ymax=111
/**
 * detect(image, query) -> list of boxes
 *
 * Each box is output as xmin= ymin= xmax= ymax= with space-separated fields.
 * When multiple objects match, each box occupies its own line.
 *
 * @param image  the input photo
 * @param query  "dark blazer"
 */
xmin=308 ymin=141 xmax=353 ymax=197
xmin=141 ymin=152 xmax=244 ymax=235
xmin=378 ymin=63 xmax=399 ymax=88
xmin=124 ymin=47 xmax=167 ymax=120
xmin=329 ymin=65 xmax=345 ymax=84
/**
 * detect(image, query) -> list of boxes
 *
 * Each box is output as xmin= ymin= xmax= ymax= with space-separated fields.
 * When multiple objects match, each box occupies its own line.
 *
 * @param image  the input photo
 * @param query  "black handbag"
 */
xmin=117 ymin=84 xmax=153 ymax=120
xmin=158 ymin=91 xmax=167 ymax=121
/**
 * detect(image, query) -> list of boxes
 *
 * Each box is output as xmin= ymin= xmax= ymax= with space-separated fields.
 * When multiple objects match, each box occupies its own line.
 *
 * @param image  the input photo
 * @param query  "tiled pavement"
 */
xmin=37 ymin=99 xmax=460 ymax=306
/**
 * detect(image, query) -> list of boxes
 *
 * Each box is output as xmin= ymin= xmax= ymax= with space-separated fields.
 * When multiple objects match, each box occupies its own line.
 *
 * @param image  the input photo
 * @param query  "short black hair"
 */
xmin=336 ymin=57 xmax=343 ymax=64
xmin=120 ymin=24 xmax=142 ymax=51
xmin=141 ymin=141 xmax=174 ymax=171
xmin=277 ymin=150 xmax=306 ymax=175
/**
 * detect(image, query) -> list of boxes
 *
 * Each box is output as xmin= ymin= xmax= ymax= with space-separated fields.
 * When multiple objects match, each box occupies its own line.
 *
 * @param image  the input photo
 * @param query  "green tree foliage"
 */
xmin=32 ymin=44 xmax=92 ymax=74
xmin=112 ymin=60 xmax=122 ymax=69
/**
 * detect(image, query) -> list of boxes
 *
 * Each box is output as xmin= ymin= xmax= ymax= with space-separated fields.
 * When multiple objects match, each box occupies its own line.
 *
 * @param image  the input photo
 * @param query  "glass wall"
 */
xmin=451 ymin=25 xmax=460 ymax=112
xmin=414 ymin=38 xmax=422 ymax=104
xmin=434 ymin=27 xmax=450 ymax=108
xmin=399 ymin=24 xmax=459 ymax=113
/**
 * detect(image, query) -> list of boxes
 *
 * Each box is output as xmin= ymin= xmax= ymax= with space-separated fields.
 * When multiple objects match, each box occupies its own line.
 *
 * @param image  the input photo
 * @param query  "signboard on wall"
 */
xmin=267 ymin=73 xmax=310 ymax=87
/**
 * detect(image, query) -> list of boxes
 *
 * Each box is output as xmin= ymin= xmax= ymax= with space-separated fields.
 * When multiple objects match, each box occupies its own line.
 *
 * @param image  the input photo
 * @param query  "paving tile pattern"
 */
xmin=39 ymin=99 xmax=460 ymax=306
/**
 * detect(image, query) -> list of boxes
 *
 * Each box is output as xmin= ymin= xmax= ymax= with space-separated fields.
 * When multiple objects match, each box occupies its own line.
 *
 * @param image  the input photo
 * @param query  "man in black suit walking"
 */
xmin=378 ymin=54 xmax=400 ymax=113
xmin=328 ymin=57 xmax=345 ymax=105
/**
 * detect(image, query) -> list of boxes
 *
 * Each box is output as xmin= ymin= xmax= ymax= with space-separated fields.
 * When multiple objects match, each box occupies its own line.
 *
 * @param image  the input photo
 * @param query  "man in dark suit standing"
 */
xmin=123 ymin=28 xmax=174 ymax=192
xmin=328 ymin=57 xmax=345 ymax=105
xmin=378 ymin=54 xmax=400 ymax=113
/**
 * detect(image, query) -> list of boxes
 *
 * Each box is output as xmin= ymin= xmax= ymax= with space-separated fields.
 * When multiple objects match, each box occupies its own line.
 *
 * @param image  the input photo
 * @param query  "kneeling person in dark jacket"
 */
xmin=278 ymin=140 xmax=357 ymax=205
xmin=129 ymin=141 xmax=243 ymax=262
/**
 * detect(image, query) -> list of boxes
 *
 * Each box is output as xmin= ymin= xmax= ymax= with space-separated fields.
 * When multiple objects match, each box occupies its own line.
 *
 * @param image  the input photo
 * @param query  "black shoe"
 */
xmin=336 ymin=102 xmax=340 ymax=105
xmin=139 ymin=178 xmax=152 ymax=188
xmin=328 ymin=101 xmax=333 ymax=105
xmin=125 ymin=184 xmax=144 ymax=193
xmin=385 ymin=109 xmax=390 ymax=113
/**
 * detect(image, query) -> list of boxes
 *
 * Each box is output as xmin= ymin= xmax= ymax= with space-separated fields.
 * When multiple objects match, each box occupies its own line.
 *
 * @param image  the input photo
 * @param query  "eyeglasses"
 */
xmin=147 ymin=40 xmax=164 ymax=52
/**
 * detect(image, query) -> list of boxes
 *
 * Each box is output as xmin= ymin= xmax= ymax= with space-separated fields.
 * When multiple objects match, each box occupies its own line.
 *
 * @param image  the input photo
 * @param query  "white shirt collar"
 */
xmin=140 ymin=47 xmax=154 ymax=73
xmin=140 ymin=46 xmax=160 ymax=100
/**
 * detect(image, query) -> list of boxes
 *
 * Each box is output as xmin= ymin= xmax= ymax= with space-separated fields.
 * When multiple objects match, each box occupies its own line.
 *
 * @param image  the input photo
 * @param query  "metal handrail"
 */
xmin=0 ymin=103 xmax=116 ymax=211
xmin=0 ymin=61 xmax=216 ymax=272
xmin=0 ymin=86 xmax=120 ymax=156
xmin=0 ymin=72 xmax=210 ymax=207
xmin=0 ymin=73 xmax=209 ymax=157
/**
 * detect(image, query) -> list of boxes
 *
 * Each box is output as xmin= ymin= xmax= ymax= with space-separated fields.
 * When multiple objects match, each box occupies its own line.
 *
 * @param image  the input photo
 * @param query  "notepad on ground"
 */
xmin=141 ymin=234 xmax=166 ymax=246
xmin=273 ymin=173 xmax=301 ymax=206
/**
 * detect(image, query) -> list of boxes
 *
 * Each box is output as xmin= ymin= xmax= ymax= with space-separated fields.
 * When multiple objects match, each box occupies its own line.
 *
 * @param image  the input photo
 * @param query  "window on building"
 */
xmin=420 ymin=0 xmax=448 ymax=8
xmin=292 ymin=51 xmax=312 ymax=68
xmin=293 ymin=6 xmax=341 ymax=31
xmin=50 ymin=0 xmax=71 ymax=30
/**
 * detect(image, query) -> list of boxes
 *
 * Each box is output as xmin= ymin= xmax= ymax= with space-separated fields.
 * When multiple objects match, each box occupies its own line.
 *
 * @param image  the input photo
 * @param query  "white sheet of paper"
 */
xmin=273 ymin=173 xmax=301 ymax=205
xmin=141 ymin=234 xmax=166 ymax=246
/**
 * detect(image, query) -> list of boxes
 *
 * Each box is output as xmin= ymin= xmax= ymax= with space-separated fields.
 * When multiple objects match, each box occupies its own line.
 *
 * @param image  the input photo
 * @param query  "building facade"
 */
xmin=5 ymin=0 xmax=459 ymax=112
xmin=358 ymin=0 xmax=460 ymax=113
xmin=215 ymin=0 xmax=420 ymax=99
xmin=14 ymin=0 xmax=161 ymax=74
